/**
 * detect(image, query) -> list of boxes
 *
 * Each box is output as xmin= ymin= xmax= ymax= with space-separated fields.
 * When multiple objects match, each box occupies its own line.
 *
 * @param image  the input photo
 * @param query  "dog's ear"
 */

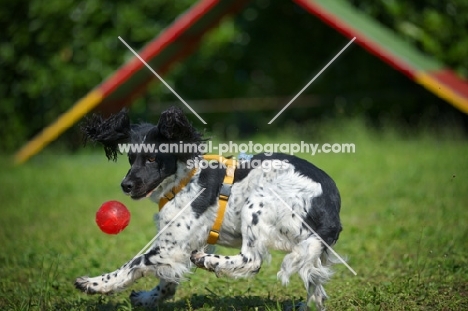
xmin=156 ymin=106 xmax=202 ymax=142
xmin=81 ymin=109 xmax=131 ymax=161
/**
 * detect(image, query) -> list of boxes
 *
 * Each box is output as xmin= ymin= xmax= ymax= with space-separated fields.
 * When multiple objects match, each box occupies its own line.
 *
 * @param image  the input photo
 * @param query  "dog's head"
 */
xmin=82 ymin=106 xmax=203 ymax=199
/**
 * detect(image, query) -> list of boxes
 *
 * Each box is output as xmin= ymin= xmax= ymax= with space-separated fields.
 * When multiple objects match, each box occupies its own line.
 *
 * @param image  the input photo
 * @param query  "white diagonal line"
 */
xmin=268 ymin=37 xmax=356 ymax=124
xmin=133 ymin=187 xmax=206 ymax=258
xmin=271 ymin=190 xmax=357 ymax=275
xmin=118 ymin=36 xmax=207 ymax=125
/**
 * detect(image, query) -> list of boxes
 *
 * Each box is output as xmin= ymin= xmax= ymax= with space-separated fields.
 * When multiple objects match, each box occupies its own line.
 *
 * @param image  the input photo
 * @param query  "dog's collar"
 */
xmin=158 ymin=155 xmax=236 ymax=245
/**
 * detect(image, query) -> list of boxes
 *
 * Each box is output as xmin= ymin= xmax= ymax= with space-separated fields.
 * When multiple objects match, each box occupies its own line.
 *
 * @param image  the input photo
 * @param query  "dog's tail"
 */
xmin=81 ymin=109 xmax=131 ymax=161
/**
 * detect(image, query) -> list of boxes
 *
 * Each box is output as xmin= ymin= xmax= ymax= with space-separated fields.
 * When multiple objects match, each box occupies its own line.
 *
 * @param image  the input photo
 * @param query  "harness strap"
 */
xmin=158 ymin=155 xmax=236 ymax=245
xmin=203 ymin=155 xmax=236 ymax=244
xmin=158 ymin=168 xmax=197 ymax=210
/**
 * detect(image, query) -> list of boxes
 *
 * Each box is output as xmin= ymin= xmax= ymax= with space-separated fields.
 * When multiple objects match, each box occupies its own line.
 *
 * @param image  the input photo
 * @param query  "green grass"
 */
xmin=1 ymin=122 xmax=467 ymax=310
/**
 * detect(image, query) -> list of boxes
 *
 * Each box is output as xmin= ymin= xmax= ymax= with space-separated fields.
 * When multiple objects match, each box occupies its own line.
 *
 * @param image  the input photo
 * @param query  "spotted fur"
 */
xmin=76 ymin=107 xmax=342 ymax=311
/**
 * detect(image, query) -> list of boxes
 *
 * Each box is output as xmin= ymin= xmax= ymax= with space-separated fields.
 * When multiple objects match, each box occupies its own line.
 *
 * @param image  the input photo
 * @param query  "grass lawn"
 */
xmin=1 ymin=122 xmax=467 ymax=310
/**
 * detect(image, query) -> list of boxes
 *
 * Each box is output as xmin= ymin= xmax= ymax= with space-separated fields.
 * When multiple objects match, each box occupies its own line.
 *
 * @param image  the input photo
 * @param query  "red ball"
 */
xmin=96 ymin=201 xmax=131 ymax=234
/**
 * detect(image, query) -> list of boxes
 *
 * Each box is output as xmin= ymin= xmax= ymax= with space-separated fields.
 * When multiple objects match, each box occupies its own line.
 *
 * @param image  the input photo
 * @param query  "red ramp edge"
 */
xmin=14 ymin=0 xmax=251 ymax=164
xmin=294 ymin=0 xmax=468 ymax=114
xmin=98 ymin=0 xmax=251 ymax=114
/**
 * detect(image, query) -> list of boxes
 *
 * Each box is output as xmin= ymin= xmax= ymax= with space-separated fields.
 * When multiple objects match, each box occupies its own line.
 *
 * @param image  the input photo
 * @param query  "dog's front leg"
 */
xmin=75 ymin=225 xmax=194 ymax=296
xmin=75 ymin=198 xmax=199 ymax=297
xmin=75 ymin=242 xmax=190 ymax=295
xmin=191 ymin=226 xmax=268 ymax=278
xmin=74 ymin=248 xmax=161 ymax=295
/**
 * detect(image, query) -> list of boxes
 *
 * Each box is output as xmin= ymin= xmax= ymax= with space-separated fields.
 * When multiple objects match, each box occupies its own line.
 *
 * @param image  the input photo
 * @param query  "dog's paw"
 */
xmin=190 ymin=250 xmax=222 ymax=276
xmin=130 ymin=290 xmax=155 ymax=308
xmin=130 ymin=289 xmax=174 ymax=307
xmin=285 ymin=302 xmax=317 ymax=311
xmin=190 ymin=250 xmax=207 ymax=269
xmin=74 ymin=275 xmax=116 ymax=295
xmin=74 ymin=276 xmax=99 ymax=294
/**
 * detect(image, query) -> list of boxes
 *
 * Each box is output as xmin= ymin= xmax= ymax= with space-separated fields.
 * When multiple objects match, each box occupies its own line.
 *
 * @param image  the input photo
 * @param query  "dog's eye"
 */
xmin=147 ymin=157 xmax=156 ymax=163
xmin=128 ymin=154 xmax=136 ymax=164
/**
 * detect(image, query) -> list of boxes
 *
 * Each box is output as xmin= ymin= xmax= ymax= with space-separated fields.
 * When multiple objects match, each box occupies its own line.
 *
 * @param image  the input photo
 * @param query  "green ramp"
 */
xmin=295 ymin=0 xmax=468 ymax=114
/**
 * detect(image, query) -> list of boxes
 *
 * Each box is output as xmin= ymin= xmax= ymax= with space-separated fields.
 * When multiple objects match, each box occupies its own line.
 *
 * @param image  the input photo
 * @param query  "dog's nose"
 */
xmin=121 ymin=180 xmax=133 ymax=193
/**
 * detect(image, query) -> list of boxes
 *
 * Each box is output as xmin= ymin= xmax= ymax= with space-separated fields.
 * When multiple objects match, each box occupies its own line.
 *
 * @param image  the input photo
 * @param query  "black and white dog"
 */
xmin=75 ymin=107 xmax=342 ymax=310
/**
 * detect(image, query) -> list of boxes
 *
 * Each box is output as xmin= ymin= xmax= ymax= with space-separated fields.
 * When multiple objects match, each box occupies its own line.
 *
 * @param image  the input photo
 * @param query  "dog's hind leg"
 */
xmin=278 ymin=237 xmax=332 ymax=311
xmin=129 ymin=279 xmax=177 ymax=308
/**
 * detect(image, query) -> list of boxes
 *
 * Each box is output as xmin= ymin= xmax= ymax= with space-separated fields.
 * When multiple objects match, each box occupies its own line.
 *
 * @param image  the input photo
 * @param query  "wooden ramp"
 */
xmin=15 ymin=0 xmax=468 ymax=164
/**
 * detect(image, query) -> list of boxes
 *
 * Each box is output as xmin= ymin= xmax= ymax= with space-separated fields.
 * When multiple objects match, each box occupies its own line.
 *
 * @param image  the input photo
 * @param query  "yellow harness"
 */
xmin=158 ymin=155 xmax=236 ymax=245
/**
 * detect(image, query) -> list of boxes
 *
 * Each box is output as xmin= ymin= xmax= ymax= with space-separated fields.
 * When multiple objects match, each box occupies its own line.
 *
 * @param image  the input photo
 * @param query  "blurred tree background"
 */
xmin=1 ymin=0 xmax=467 ymax=152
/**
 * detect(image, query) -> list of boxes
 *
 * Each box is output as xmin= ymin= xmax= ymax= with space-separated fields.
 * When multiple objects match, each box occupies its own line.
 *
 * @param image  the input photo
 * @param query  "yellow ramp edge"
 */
xmin=415 ymin=72 xmax=468 ymax=115
xmin=14 ymin=90 xmax=103 ymax=165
